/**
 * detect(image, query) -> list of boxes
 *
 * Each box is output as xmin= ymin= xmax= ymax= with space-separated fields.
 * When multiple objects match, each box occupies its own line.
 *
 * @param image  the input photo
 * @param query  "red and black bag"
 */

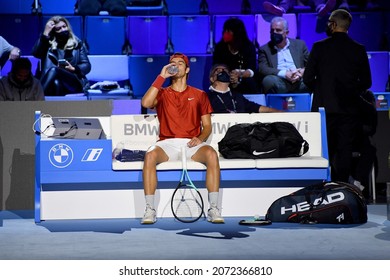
xmin=266 ymin=181 xmax=367 ymax=224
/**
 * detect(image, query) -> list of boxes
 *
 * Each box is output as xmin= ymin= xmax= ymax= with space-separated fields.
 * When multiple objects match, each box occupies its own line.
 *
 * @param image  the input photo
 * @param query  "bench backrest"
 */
xmin=111 ymin=112 xmax=324 ymax=157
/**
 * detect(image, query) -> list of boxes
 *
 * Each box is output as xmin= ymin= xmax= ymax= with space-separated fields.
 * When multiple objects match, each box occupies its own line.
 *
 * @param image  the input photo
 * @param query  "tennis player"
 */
xmin=140 ymin=53 xmax=224 ymax=224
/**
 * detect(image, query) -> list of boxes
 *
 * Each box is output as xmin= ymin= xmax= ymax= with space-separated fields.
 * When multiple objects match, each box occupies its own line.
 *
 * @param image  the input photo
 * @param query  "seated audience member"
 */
xmin=258 ymin=16 xmax=309 ymax=94
xmin=263 ymin=0 xmax=340 ymax=17
xmin=208 ymin=64 xmax=281 ymax=113
xmin=32 ymin=16 xmax=91 ymax=96
xmin=0 ymin=36 xmax=21 ymax=70
xmin=213 ymin=18 xmax=259 ymax=94
xmin=0 ymin=57 xmax=45 ymax=101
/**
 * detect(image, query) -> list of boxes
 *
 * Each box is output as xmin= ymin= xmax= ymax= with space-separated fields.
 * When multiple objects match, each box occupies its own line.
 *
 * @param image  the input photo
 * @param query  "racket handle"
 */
xmin=181 ymin=146 xmax=187 ymax=170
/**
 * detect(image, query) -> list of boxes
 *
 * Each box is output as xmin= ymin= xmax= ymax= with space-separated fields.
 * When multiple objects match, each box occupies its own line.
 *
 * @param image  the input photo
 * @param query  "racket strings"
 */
xmin=172 ymin=185 xmax=204 ymax=222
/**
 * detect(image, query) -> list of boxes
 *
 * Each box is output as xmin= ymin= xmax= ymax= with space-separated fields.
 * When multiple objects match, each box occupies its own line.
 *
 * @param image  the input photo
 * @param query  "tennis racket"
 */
xmin=171 ymin=147 xmax=204 ymax=223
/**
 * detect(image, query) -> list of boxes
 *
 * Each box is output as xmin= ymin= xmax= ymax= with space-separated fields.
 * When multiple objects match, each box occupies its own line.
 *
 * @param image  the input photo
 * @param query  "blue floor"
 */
xmin=0 ymin=204 xmax=389 ymax=260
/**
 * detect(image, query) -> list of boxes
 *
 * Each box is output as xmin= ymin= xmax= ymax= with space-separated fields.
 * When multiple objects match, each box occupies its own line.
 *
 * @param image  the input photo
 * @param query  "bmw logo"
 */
xmin=49 ymin=144 xmax=74 ymax=168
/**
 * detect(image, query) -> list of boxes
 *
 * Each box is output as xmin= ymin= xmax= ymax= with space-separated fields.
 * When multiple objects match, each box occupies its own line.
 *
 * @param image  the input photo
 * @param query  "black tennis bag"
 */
xmin=218 ymin=121 xmax=309 ymax=159
xmin=266 ymin=181 xmax=367 ymax=224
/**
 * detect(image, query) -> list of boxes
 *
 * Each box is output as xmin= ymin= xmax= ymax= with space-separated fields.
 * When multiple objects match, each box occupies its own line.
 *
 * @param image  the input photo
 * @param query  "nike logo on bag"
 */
xmin=188 ymin=98 xmax=195 ymax=101
xmin=252 ymin=149 xmax=277 ymax=156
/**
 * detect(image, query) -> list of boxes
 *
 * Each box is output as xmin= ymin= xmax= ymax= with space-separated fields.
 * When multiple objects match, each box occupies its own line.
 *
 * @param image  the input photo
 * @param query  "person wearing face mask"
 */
xmin=0 ymin=57 xmax=45 ymax=101
xmin=258 ymin=16 xmax=309 ymax=94
xmin=32 ymin=16 xmax=91 ymax=96
xmin=207 ymin=64 xmax=281 ymax=113
xmin=303 ymin=9 xmax=372 ymax=184
xmin=212 ymin=18 xmax=259 ymax=94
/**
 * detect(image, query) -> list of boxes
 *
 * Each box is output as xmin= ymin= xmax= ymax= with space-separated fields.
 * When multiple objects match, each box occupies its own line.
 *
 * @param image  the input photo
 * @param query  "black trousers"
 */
xmin=326 ymin=113 xmax=361 ymax=183
xmin=40 ymin=67 xmax=83 ymax=96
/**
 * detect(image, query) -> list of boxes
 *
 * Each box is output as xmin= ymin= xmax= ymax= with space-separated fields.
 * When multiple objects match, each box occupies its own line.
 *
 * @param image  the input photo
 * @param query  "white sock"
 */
xmin=145 ymin=195 xmax=155 ymax=209
xmin=208 ymin=192 xmax=219 ymax=209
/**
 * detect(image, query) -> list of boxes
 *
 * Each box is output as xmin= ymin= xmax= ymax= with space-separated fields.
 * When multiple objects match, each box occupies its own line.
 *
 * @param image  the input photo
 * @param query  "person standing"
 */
xmin=0 ymin=57 xmax=45 ymax=101
xmin=32 ymin=16 xmax=91 ymax=96
xmin=303 ymin=9 xmax=372 ymax=183
xmin=258 ymin=17 xmax=309 ymax=94
xmin=140 ymin=53 xmax=224 ymax=224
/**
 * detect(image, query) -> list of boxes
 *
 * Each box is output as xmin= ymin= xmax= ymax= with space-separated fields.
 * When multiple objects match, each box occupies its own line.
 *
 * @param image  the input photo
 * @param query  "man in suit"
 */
xmin=303 ymin=9 xmax=372 ymax=183
xmin=258 ymin=16 xmax=309 ymax=94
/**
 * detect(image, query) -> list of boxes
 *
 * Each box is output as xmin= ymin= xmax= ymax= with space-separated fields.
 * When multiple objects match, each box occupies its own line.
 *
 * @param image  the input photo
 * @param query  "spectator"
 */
xmin=0 ymin=36 xmax=20 ymax=69
xmin=213 ymin=18 xmax=259 ymax=94
xmin=140 ymin=53 xmax=224 ymax=224
xmin=32 ymin=16 xmax=91 ymax=96
xmin=350 ymin=89 xmax=377 ymax=195
xmin=0 ymin=57 xmax=45 ymax=101
xmin=208 ymin=64 xmax=281 ymax=113
xmin=258 ymin=17 xmax=309 ymax=94
xmin=303 ymin=9 xmax=372 ymax=183
xmin=263 ymin=0 xmax=338 ymax=17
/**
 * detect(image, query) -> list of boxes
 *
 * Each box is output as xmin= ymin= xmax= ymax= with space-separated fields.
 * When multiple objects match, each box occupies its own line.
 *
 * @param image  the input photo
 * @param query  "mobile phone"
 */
xmin=58 ymin=59 xmax=68 ymax=66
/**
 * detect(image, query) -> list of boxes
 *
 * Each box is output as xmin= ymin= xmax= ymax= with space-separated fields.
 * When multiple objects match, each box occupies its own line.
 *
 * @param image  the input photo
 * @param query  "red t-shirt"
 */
xmin=156 ymin=85 xmax=213 ymax=140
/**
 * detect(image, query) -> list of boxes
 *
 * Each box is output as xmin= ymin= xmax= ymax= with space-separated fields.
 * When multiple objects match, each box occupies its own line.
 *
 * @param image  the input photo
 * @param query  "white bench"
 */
xmin=109 ymin=109 xmax=329 ymax=217
xmin=35 ymin=109 xmax=329 ymax=221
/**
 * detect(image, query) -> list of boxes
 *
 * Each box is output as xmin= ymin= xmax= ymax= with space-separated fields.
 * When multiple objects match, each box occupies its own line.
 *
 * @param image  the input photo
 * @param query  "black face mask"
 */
xmin=270 ymin=32 xmax=284 ymax=45
xmin=55 ymin=30 xmax=69 ymax=41
xmin=216 ymin=71 xmax=230 ymax=83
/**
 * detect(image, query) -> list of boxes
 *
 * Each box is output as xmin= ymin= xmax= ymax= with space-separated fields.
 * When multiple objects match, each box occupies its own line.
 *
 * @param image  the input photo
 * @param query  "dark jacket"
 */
xmin=0 ymin=73 xmax=45 ymax=101
xmin=32 ymin=34 xmax=91 ymax=89
xmin=207 ymin=88 xmax=260 ymax=113
xmin=303 ymin=32 xmax=372 ymax=114
xmin=258 ymin=38 xmax=309 ymax=78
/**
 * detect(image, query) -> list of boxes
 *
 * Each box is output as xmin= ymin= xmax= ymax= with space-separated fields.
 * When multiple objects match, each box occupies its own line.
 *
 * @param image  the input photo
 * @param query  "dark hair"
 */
xmin=330 ymin=9 xmax=352 ymax=30
xmin=11 ymin=57 xmax=32 ymax=73
xmin=222 ymin=18 xmax=251 ymax=50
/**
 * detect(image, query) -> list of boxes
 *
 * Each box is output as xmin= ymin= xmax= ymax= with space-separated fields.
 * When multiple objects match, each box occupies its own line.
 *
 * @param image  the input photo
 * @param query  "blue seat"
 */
xmin=243 ymin=94 xmax=267 ymax=106
xmin=266 ymin=93 xmax=312 ymax=112
xmin=41 ymin=15 xmax=84 ymax=41
xmin=86 ymin=55 xmax=132 ymax=99
xmin=127 ymin=16 xmax=168 ymax=55
xmin=0 ymin=0 xmax=32 ymax=14
xmin=84 ymin=16 xmax=126 ymax=55
xmin=368 ymin=52 xmax=389 ymax=92
xmin=256 ymin=13 xmax=297 ymax=48
xmin=186 ymin=54 xmax=213 ymax=91
xmin=348 ymin=12 xmax=384 ymax=51
xmin=165 ymin=0 xmax=202 ymax=15
xmin=213 ymin=15 xmax=256 ymax=44
xmin=297 ymin=13 xmax=327 ymax=51
xmin=0 ymin=56 xmax=40 ymax=78
xmin=0 ymin=15 xmax=40 ymax=55
xmin=45 ymin=94 xmax=88 ymax=101
xmin=206 ymin=0 xmax=242 ymax=15
xmin=248 ymin=0 xmax=267 ymax=14
xmin=112 ymin=99 xmax=142 ymax=114
xmin=129 ymin=55 xmax=170 ymax=98
xmin=39 ymin=0 xmax=75 ymax=14
xmin=126 ymin=1 xmax=165 ymax=15
xmin=169 ymin=15 xmax=211 ymax=54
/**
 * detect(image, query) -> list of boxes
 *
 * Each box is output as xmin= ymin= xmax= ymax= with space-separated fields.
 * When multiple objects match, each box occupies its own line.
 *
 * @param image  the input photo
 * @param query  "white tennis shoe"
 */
xmin=207 ymin=208 xmax=225 ymax=224
xmin=141 ymin=206 xmax=156 ymax=224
